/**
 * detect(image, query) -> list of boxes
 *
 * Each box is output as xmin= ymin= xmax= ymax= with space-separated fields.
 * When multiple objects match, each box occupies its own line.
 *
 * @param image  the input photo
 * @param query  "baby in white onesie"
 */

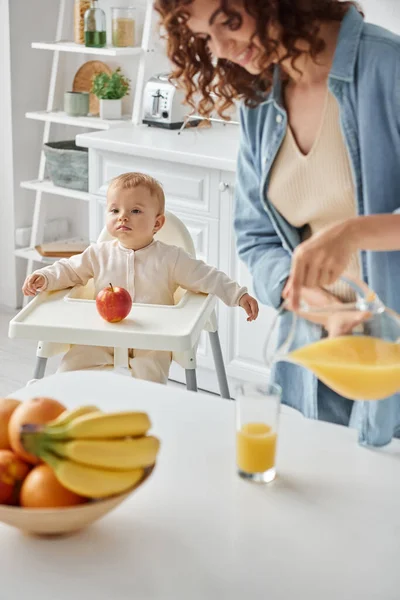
xmin=23 ymin=172 xmax=259 ymax=383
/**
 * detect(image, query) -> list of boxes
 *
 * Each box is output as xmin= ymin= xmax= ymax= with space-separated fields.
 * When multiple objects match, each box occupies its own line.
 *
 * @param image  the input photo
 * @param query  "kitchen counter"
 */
xmin=76 ymin=122 xmax=240 ymax=172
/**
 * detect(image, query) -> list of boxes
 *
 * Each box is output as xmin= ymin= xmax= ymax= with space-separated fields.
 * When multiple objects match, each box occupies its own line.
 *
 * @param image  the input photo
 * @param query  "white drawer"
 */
xmin=94 ymin=151 xmax=220 ymax=218
xmin=173 ymin=212 xmax=219 ymax=266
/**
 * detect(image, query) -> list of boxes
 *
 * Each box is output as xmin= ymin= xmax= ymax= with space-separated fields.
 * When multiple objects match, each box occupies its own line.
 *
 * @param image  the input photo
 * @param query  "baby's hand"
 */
xmin=239 ymin=293 xmax=259 ymax=322
xmin=22 ymin=273 xmax=47 ymax=296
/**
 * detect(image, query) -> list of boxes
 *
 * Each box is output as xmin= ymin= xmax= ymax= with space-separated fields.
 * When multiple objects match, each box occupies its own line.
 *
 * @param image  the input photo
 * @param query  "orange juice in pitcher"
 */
xmin=264 ymin=277 xmax=400 ymax=401
xmin=287 ymin=336 xmax=400 ymax=400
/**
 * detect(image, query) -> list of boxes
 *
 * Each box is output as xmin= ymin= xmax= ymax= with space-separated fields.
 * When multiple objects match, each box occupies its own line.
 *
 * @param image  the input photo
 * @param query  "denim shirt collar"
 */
xmin=329 ymin=5 xmax=364 ymax=82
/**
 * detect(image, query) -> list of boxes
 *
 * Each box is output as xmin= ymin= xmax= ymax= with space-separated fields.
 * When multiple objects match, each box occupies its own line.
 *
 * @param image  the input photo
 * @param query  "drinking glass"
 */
xmin=235 ymin=382 xmax=281 ymax=483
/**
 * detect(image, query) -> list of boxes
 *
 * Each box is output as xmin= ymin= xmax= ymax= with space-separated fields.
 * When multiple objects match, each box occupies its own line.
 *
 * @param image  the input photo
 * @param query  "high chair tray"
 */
xmin=9 ymin=288 xmax=216 ymax=352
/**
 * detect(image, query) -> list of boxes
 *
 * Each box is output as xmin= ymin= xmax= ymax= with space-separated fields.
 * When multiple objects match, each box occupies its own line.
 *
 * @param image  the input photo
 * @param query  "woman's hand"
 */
xmin=282 ymin=284 xmax=342 ymax=311
xmin=285 ymin=220 xmax=357 ymax=310
xmin=282 ymin=284 xmax=343 ymax=328
xmin=282 ymin=283 xmax=369 ymax=337
xmin=22 ymin=273 xmax=47 ymax=296
xmin=239 ymin=293 xmax=259 ymax=321
xmin=325 ymin=310 xmax=371 ymax=338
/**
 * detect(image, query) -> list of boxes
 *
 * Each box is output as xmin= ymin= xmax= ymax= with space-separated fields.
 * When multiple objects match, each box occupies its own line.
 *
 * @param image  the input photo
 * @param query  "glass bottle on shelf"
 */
xmin=84 ymin=0 xmax=106 ymax=48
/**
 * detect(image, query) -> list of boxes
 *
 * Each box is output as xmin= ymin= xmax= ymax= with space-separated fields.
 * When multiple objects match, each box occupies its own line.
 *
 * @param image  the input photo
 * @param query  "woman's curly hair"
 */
xmin=154 ymin=0 xmax=363 ymax=119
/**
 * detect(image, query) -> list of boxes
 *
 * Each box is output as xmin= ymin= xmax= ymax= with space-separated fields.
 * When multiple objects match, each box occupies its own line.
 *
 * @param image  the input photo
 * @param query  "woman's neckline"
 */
xmin=286 ymin=88 xmax=330 ymax=159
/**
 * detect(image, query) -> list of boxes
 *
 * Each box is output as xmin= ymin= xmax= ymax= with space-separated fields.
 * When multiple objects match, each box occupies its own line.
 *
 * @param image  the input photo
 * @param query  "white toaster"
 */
xmin=142 ymin=73 xmax=189 ymax=129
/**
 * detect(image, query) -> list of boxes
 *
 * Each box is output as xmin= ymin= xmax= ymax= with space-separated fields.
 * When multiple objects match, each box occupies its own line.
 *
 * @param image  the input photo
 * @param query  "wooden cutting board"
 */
xmin=72 ymin=60 xmax=112 ymax=116
xmin=36 ymin=240 xmax=89 ymax=258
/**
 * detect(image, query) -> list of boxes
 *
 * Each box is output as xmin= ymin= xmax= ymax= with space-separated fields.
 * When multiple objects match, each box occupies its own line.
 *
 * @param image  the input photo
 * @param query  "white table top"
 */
xmin=3 ymin=372 xmax=400 ymax=600
xmin=76 ymin=122 xmax=240 ymax=172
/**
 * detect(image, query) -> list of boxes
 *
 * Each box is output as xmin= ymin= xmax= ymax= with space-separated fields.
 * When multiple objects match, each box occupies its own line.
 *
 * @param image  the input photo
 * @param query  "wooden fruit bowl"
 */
xmin=0 ymin=466 xmax=153 ymax=536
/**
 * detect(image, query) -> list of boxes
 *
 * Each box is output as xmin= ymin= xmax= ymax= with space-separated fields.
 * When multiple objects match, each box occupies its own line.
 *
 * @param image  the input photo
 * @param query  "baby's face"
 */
xmin=106 ymin=185 xmax=164 ymax=249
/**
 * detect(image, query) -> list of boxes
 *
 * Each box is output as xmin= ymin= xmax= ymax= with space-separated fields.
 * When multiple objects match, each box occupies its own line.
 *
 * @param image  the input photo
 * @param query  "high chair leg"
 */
xmin=209 ymin=330 xmax=231 ymax=400
xmin=185 ymin=369 xmax=198 ymax=392
xmin=33 ymin=357 xmax=48 ymax=380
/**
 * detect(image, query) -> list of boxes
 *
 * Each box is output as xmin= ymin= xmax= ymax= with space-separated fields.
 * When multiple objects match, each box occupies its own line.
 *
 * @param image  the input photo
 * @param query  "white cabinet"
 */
xmin=217 ymin=173 xmax=276 ymax=386
xmin=86 ymin=147 xmax=274 ymax=392
xmin=91 ymin=151 xmax=220 ymax=217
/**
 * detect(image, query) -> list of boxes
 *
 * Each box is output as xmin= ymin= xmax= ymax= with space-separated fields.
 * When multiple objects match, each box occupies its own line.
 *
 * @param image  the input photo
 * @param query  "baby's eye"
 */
xmin=110 ymin=208 xmax=119 ymax=214
xmin=131 ymin=209 xmax=141 ymax=214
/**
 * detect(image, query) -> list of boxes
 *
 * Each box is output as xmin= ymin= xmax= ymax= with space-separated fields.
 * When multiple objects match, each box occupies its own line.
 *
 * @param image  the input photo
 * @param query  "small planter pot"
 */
xmin=64 ymin=91 xmax=89 ymax=117
xmin=99 ymin=99 xmax=122 ymax=120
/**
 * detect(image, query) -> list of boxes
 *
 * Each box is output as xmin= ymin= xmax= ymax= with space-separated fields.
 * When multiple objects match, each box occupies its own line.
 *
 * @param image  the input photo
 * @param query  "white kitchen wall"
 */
xmin=0 ymin=0 xmax=17 ymax=307
xmin=361 ymin=0 xmax=400 ymax=33
xmin=1 ymin=0 xmax=59 ymax=308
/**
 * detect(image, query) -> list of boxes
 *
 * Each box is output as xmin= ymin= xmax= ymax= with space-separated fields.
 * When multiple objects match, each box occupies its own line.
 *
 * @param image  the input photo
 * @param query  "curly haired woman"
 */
xmin=155 ymin=0 xmax=400 ymax=447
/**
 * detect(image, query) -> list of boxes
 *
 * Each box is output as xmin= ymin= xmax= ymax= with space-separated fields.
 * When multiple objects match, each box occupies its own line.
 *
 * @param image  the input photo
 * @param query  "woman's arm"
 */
xmin=286 ymin=215 xmax=400 ymax=309
xmin=346 ymin=214 xmax=400 ymax=251
xmin=234 ymin=105 xmax=292 ymax=310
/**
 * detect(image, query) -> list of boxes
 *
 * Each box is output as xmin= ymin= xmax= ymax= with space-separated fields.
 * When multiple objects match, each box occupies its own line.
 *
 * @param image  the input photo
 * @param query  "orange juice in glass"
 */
xmin=236 ymin=383 xmax=281 ymax=483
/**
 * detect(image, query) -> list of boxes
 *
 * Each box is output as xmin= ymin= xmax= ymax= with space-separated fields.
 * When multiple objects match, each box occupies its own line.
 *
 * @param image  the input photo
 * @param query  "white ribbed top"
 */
xmin=268 ymin=91 xmax=360 ymax=302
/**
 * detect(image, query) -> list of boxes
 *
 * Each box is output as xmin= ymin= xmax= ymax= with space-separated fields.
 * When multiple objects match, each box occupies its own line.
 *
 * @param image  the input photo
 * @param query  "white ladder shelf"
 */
xmin=18 ymin=0 xmax=154 ymax=305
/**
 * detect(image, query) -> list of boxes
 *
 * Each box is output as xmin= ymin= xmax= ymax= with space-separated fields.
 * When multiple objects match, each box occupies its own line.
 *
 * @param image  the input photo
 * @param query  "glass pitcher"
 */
xmin=264 ymin=277 xmax=400 ymax=401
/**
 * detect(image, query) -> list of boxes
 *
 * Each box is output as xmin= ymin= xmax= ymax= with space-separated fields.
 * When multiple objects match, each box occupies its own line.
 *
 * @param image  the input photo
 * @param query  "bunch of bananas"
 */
xmin=20 ymin=405 xmax=160 ymax=499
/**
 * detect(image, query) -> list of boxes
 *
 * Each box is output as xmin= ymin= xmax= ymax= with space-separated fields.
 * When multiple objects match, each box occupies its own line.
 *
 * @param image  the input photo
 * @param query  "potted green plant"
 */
xmin=91 ymin=67 xmax=131 ymax=120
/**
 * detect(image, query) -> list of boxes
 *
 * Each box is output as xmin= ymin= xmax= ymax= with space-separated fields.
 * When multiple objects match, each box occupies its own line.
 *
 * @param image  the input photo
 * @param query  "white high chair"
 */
xmin=9 ymin=212 xmax=231 ymax=398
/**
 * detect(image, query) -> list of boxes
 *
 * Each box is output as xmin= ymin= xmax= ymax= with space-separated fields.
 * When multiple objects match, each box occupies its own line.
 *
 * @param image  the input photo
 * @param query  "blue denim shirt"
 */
xmin=234 ymin=6 xmax=400 ymax=446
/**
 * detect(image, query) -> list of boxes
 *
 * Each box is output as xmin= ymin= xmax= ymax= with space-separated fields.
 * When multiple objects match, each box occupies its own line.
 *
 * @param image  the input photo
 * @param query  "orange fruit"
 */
xmin=20 ymin=464 xmax=87 ymax=508
xmin=8 ymin=397 xmax=66 ymax=464
xmin=0 ymin=398 xmax=21 ymax=450
xmin=0 ymin=449 xmax=30 ymax=505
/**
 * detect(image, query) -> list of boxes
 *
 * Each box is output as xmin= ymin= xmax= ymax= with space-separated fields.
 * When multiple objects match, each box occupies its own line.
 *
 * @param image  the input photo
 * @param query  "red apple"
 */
xmin=96 ymin=283 xmax=132 ymax=323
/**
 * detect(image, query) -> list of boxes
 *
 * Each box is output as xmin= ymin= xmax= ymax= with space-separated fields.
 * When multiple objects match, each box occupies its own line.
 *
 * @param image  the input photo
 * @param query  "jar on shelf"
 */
xmin=74 ymin=0 xmax=92 ymax=44
xmin=84 ymin=0 xmax=107 ymax=48
xmin=112 ymin=7 xmax=136 ymax=47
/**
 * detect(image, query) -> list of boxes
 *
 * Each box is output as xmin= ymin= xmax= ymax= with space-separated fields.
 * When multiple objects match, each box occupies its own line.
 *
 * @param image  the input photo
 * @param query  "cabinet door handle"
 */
xmin=218 ymin=181 xmax=229 ymax=192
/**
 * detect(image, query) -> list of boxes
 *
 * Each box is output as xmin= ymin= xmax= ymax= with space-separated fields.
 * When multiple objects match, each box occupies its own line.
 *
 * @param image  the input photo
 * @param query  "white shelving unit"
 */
xmin=32 ymin=41 xmax=143 ymax=56
xmin=26 ymin=110 xmax=132 ymax=130
xmin=18 ymin=0 xmax=155 ymax=305
xmin=21 ymin=179 xmax=91 ymax=201
xmin=14 ymin=247 xmax=61 ymax=264
xmin=15 ymin=237 xmax=88 ymax=265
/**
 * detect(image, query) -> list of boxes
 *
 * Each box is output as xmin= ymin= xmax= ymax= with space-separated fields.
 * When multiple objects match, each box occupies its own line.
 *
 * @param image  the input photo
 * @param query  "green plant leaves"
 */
xmin=91 ymin=67 xmax=131 ymax=100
